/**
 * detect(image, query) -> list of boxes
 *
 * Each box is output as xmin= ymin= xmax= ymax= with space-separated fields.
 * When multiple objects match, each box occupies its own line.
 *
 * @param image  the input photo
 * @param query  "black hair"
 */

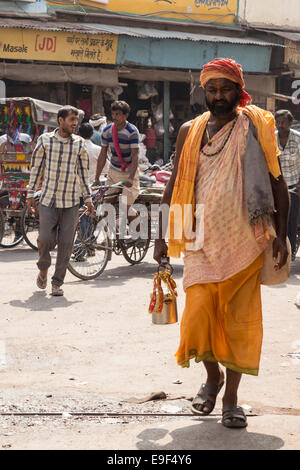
xmin=57 ymin=106 xmax=79 ymax=123
xmin=111 ymin=100 xmax=130 ymax=115
xmin=275 ymin=109 xmax=294 ymax=123
xmin=79 ymin=122 xmax=94 ymax=139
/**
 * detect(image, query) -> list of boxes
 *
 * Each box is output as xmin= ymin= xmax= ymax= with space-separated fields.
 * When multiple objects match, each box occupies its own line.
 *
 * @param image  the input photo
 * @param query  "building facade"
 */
xmin=0 ymin=0 xmax=291 ymax=159
xmin=238 ymin=0 xmax=300 ymax=120
xmin=238 ymin=0 xmax=300 ymax=30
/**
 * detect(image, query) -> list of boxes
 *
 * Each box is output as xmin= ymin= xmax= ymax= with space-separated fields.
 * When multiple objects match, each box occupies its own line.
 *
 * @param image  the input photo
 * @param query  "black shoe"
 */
xmin=87 ymin=248 xmax=96 ymax=257
xmin=13 ymin=232 xmax=23 ymax=242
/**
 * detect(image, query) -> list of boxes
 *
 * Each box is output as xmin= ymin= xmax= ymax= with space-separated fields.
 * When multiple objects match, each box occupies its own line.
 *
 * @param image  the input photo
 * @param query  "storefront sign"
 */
xmin=0 ymin=28 xmax=118 ymax=64
xmin=47 ymin=0 xmax=238 ymax=24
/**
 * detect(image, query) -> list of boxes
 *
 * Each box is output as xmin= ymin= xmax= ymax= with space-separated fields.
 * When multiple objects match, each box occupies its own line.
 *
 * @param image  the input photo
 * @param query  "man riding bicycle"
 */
xmin=93 ymin=101 xmax=140 ymax=223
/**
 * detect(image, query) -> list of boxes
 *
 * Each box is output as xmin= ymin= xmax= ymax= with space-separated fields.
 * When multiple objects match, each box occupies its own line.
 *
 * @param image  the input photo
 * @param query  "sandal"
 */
xmin=36 ymin=273 xmax=47 ymax=290
xmin=191 ymin=380 xmax=224 ymax=416
xmin=222 ymin=406 xmax=248 ymax=428
xmin=51 ymin=284 xmax=64 ymax=296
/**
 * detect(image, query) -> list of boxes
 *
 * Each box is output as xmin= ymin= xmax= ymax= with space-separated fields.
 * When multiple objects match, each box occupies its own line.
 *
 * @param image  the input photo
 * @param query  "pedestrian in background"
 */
xmin=94 ymin=101 xmax=140 ymax=222
xmin=89 ymin=113 xmax=107 ymax=146
xmin=275 ymin=110 xmax=300 ymax=260
xmin=26 ymin=106 xmax=94 ymax=296
xmin=79 ymin=122 xmax=102 ymax=183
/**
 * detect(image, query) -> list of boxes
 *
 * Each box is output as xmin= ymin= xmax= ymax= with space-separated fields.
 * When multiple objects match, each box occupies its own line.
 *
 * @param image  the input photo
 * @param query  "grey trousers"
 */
xmin=288 ymin=189 xmax=300 ymax=256
xmin=37 ymin=204 xmax=79 ymax=286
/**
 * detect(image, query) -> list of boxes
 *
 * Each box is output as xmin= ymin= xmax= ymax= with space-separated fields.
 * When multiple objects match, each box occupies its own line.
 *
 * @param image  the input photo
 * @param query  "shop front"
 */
xmin=0 ymin=19 xmax=281 ymax=162
xmin=0 ymin=23 xmax=119 ymax=116
xmin=277 ymin=36 xmax=300 ymax=120
xmin=108 ymin=25 xmax=279 ymax=161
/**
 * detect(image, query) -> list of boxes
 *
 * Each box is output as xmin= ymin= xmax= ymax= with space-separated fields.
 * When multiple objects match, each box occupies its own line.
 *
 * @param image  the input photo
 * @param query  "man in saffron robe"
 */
xmin=154 ymin=58 xmax=289 ymax=428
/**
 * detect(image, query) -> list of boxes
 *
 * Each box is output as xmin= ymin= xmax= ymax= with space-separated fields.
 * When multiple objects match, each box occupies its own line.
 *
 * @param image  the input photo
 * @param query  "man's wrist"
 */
xmin=276 ymin=233 xmax=287 ymax=242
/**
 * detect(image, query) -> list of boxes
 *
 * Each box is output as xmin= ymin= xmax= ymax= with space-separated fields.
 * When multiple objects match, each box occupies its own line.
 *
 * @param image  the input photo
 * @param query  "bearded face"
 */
xmin=205 ymin=78 xmax=241 ymax=117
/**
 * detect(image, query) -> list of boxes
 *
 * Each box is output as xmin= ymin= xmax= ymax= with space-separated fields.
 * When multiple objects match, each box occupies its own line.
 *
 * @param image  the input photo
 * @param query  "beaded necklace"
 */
xmin=202 ymin=117 xmax=238 ymax=157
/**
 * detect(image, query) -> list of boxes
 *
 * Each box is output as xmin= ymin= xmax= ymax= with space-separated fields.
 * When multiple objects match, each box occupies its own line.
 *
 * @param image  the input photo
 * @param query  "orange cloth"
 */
xmin=167 ymin=105 xmax=281 ymax=259
xmin=183 ymin=113 xmax=266 ymax=288
xmin=175 ymin=254 xmax=264 ymax=375
xmin=200 ymin=58 xmax=251 ymax=107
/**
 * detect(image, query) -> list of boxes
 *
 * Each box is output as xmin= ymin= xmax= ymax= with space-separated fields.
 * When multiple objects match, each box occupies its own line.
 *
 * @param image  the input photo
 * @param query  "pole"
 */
xmin=163 ymin=81 xmax=170 ymax=163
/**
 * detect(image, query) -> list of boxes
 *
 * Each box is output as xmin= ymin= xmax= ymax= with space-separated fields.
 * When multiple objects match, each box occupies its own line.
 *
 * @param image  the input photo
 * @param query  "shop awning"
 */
xmin=0 ymin=19 xmax=284 ymax=47
xmin=118 ymin=67 xmax=199 ymax=83
xmin=0 ymin=18 xmax=99 ymax=35
xmin=258 ymin=30 xmax=300 ymax=42
xmin=248 ymin=89 xmax=294 ymax=102
xmin=0 ymin=19 xmax=283 ymax=74
xmin=0 ymin=62 xmax=119 ymax=86
xmin=85 ymin=23 xmax=283 ymax=47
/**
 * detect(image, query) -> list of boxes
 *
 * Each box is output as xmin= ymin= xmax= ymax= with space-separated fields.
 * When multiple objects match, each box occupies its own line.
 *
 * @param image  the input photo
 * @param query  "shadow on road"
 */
xmin=136 ymin=420 xmax=284 ymax=450
xmin=65 ymin=262 xmax=184 ymax=289
xmin=0 ymin=247 xmax=37 ymax=262
xmin=9 ymin=291 xmax=82 ymax=312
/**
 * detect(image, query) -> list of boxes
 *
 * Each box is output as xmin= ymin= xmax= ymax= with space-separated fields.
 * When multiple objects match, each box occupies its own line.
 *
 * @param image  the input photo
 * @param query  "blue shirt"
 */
xmin=91 ymin=130 xmax=102 ymax=146
xmin=101 ymin=122 xmax=139 ymax=172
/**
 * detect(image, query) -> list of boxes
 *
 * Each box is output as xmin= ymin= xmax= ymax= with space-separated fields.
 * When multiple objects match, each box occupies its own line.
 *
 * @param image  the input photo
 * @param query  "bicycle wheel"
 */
xmin=119 ymin=216 xmax=151 ymax=265
xmin=21 ymin=206 xmax=39 ymax=250
xmin=0 ymin=210 xmax=23 ymax=248
xmin=67 ymin=217 xmax=111 ymax=280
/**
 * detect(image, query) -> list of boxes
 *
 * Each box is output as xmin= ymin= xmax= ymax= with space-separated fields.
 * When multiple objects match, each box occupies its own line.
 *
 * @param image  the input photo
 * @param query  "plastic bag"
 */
xmin=137 ymin=81 xmax=158 ymax=100
xmin=154 ymin=120 xmax=164 ymax=136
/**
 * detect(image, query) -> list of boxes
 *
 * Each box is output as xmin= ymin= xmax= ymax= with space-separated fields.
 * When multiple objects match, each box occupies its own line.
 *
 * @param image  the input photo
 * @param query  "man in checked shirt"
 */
xmin=26 ymin=106 xmax=94 ymax=296
xmin=275 ymin=110 xmax=300 ymax=261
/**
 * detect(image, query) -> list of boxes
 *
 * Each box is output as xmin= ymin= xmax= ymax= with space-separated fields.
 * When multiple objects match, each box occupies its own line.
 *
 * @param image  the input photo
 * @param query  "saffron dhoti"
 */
xmin=174 ymin=114 xmax=267 ymax=376
xmin=168 ymin=60 xmax=281 ymax=378
xmin=175 ymin=254 xmax=264 ymax=376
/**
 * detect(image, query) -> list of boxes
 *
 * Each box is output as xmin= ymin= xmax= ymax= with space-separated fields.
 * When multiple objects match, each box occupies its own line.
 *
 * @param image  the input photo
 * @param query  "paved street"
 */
xmin=0 ymin=242 xmax=299 ymax=450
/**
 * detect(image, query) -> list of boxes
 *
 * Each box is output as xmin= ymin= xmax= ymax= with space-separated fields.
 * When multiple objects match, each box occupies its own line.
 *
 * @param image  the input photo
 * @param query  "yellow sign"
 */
xmin=52 ymin=0 xmax=238 ymax=24
xmin=0 ymin=28 xmax=118 ymax=64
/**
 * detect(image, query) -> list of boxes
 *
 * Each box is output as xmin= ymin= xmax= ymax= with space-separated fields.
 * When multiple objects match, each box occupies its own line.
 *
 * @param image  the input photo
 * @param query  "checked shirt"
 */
xmin=27 ymin=129 xmax=92 ymax=208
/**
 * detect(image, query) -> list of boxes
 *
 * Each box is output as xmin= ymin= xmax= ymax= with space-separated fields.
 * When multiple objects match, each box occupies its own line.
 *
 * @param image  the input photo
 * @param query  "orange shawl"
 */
xmin=167 ymin=105 xmax=281 ymax=258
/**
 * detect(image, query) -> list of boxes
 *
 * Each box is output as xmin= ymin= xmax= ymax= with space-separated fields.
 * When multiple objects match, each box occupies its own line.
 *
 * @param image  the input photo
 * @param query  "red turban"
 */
xmin=200 ymin=58 xmax=252 ymax=107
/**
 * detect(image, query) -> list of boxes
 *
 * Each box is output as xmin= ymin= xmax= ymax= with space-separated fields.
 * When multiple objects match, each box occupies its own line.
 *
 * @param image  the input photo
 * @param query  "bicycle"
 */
xmin=0 ymin=187 xmax=25 ymax=249
xmin=0 ymin=185 xmax=40 ymax=250
xmin=67 ymin=182 xmax=156 ymax=281
xmin=20 ymin=190 xmax=40 ymax=251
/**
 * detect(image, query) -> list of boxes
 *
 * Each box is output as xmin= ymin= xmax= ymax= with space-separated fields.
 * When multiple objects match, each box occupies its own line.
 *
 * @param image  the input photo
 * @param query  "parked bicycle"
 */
xmin=67 ymin=182 xmax=162 ymax=280
xmin=0 ymin=186 xmax=26 ymax=248
xmin=0 ymin=187 xmax=40 ymax=250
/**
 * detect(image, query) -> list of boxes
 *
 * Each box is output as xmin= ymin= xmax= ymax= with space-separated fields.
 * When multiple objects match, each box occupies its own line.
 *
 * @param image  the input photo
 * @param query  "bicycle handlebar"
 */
xmin=91 ymin=181 xmax=125 ymax=192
